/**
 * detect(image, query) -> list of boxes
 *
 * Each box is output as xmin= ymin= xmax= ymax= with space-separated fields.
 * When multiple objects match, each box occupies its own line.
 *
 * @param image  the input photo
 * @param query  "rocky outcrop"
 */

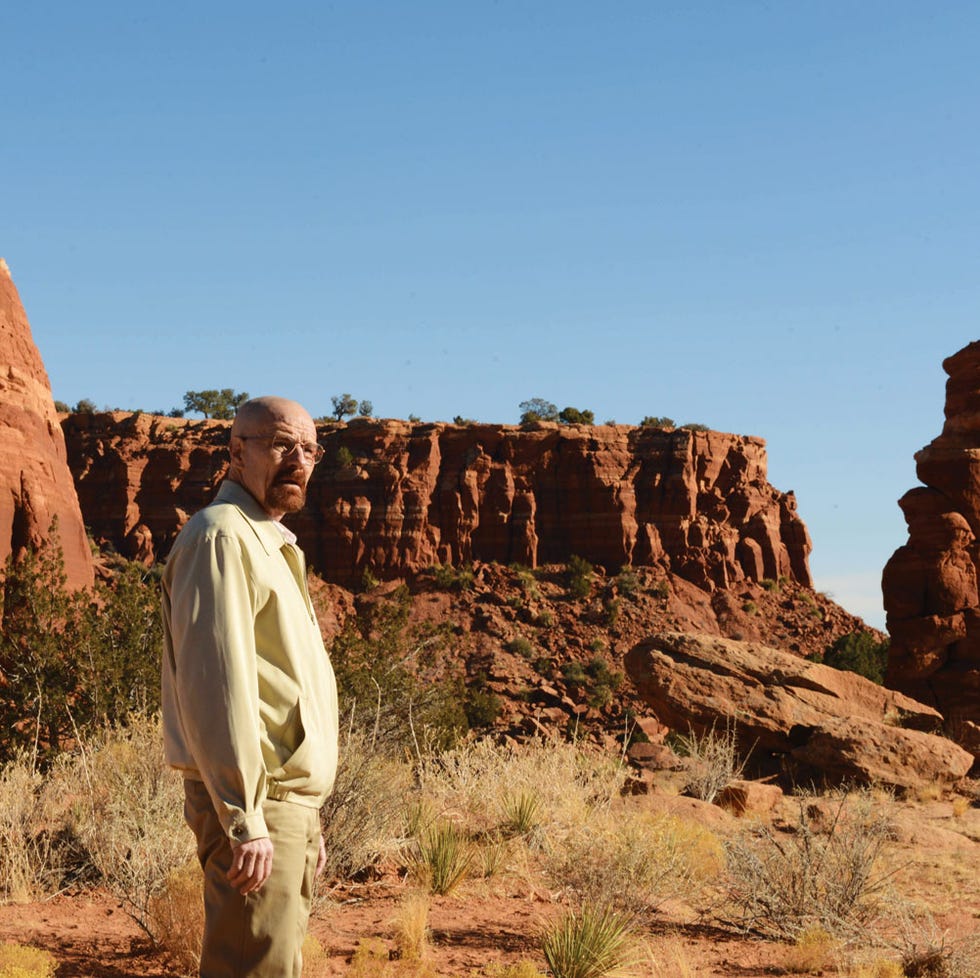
xmin=62 ymin=414 xmax=812 ymax=591
xmin=883 ymin=341 xmax=980 ymax=719
xmin=0 ymin=261 xmax=93 ymax=590
xmin=624 ymin=632 xmax=973 ymax=788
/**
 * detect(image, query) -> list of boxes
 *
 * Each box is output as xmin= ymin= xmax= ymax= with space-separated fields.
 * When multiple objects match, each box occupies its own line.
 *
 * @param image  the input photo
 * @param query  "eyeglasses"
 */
xmin=238 ymin=436 xmax=325 ymax=465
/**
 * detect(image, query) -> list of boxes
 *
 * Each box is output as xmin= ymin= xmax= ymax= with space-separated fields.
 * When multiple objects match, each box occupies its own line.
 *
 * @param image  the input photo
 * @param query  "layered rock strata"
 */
xmin=883 ymin=341 xmax=980 ymax=718
xmin=63 ymin=414 xmax=812 ymax=591
xmin=0 ymin=261 xmax=93 ymax=589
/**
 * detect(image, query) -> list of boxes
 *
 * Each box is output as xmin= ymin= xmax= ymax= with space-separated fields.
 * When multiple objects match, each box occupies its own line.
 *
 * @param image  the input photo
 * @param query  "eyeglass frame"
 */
xmin=235 ymin=435 xmax=326 ymax=465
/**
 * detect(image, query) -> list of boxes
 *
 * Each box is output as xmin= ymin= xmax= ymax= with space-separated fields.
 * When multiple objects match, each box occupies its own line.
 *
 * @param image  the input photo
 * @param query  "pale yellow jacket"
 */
xmin=161 ymin=480 xmax=339 ymax=844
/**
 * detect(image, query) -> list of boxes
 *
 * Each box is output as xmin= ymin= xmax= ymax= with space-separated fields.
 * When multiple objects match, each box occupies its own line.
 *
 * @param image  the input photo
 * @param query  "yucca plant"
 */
xmin=408 ymin=820 xmax=474 ymax=896
xmin=541 ymin=905 xmax=637 ymax=978
xmin=502 ymin=790 xmax=541 ymax=838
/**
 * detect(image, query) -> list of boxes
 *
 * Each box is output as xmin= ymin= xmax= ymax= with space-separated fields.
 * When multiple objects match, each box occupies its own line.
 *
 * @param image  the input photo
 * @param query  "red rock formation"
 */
xmin=884 ymin=341 xmax=980 ymax=719
xmin=63 ymin=415 xmax=812 ymax=592
xmin=625 ymin=632 xmax=973 ymax=788
xmin=0 ymin=260 xmax=93 ymax=589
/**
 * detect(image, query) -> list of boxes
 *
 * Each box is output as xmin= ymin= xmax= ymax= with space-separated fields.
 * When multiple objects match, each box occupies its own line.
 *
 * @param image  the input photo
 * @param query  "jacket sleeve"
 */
xmin=164 ymin=529 xmax=269 ymax=843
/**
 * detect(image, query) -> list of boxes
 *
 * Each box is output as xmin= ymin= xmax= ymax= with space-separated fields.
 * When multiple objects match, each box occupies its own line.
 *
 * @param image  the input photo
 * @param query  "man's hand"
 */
xmin=228 ymin=837 xmax=274 ymax=895
xmin=315 ymin=833 xmax=327 ymax=878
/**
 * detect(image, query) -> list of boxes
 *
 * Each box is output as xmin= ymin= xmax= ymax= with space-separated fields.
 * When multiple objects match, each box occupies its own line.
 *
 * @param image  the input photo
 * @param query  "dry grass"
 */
xmin=780 ymin=925 xmax=841 ymax=973
xmin=415 ymin=737 xmax=628 ymax=839
xmin=543 ymin=807 xmax=723 ymax=914
xmin=391 ymin=891 xmax=431 ymax=961
xmin=672 ymin=721 xmax=750 ymax=803
xmin=0 ymin=942 xmax=58 ymax=978
xmin=146 ymin=858 xmax=203 ymax=975
xmin=644 ymin=936 xmax=705 ymax=978
xmin=0 ymin=759 xmax=59 ymax=903
xmin=405 ymin=820 xmax=475 ymax=895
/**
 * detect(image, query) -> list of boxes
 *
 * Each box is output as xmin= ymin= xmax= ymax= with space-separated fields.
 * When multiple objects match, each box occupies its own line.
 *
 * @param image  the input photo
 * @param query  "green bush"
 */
xmin=640 ymin=416 xmax=675 ymax=429
xmin=506 ymin=636 xmax=535 ymax=659
xmin=0 ymin=526 xmax=162 ymax=766
xmin=430 ymin=563 xmax=475 ymax=592
xmin=823 ymin=632 xmax=890 ymax=685
xmin=182 ymin=389 xmax=248 ymax=420
xmin=566 ymin=555 xmax=594 ymax=599
xmin=558 ymin=407 xmax=595 ymax=426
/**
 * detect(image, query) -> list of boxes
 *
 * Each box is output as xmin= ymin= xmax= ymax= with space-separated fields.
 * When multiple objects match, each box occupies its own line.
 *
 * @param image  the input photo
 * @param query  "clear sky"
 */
xmin=4 ymin=2 xmax=980 ymax=629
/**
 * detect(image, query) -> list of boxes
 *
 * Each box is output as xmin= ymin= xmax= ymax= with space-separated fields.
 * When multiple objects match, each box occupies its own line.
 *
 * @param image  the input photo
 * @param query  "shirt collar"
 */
xmin=214 ymin=480 xmax=296 ymax=555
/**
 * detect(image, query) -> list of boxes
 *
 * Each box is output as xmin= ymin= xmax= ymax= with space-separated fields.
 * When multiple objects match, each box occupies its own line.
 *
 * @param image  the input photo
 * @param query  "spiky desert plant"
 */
xmin=407 ymin=820 xmax=474 ymax=896
xmin=541 ymin=905 xmax=637 ymax=978
xmin=672 ymin=720 xmax=749 ymax=803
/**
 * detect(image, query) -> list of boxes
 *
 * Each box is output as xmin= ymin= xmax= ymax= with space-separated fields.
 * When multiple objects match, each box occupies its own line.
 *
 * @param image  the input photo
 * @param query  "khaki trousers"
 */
xmin=184 ymin=780 xmax=320 ymax=978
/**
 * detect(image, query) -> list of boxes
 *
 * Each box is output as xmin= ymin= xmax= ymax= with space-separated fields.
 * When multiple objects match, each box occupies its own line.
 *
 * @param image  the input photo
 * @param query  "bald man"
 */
xmin=162 ymin=397 xmax=339 ymax=978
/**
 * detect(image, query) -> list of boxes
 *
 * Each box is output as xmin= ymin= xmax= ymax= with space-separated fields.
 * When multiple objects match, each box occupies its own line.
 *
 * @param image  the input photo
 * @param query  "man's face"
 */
xmin=231 ymin=404 xmax=319 ymax=519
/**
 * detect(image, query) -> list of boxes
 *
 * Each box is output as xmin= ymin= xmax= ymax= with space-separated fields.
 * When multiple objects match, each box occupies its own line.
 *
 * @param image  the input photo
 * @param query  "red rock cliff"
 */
xmin=0 ymin=260 xmax=93 ymax=589
xmin=63 ymin=413 xmax=811 ymax=591
xmin=883 ymin=341 xmax=980 ymax=716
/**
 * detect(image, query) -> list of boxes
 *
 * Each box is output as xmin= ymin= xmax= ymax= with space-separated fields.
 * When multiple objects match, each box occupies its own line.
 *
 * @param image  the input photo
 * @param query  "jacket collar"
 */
xmin=213 ymin=480 xmax=289 ymax=556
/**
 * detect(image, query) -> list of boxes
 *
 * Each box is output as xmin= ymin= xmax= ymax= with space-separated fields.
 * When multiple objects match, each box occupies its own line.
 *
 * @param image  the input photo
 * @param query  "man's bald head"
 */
xmin=228 ymin=396 xmax=319 ymax=519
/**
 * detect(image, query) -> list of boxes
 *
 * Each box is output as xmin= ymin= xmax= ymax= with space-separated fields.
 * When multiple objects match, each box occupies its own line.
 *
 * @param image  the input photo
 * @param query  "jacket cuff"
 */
xmin=226 ymin=810 xmax=269 ymax=845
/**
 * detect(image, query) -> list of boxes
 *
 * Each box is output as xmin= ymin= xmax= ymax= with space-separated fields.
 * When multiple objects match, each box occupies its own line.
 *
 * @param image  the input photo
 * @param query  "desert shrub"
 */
xmin=328 ymin=586 xmax=467 ymax=752
xmin=506 ymin=636 xmax=536 ymax=658
xmin=182 ymin=389 xmax=248 ymax=419
xmin=0 ymin=533 xmax=163 ymax=767
xmin=544 ymin=807 xmax=723 ymax=914
xmin=513 ymin=567 xmax=542 ymax=601
xmin=429 ymin=563 xmax=475 ymax=592
xmin=534 ymin=609 xmax=555 ymax=627
xmin=614 ymin=567 xmax=640 ymax=597
xmin=318 ymin=728 xmax=414 ymax=883
xmin=0 ymin=943 xmax=57 ymax=978
xmin=650 ymin=578 xmax=670 ymax=599
xmin=722 ymin=790 xmax=893 ymax=940
xmin=672 ymin=721 xmax=750 ymax=803
xmin=464 ymin=686 xmax=502 ymax=730
xmin=336 ymin=445 xmax=355 ymax=467
xmin=71 ymin=714 xmax=194 ymax=938
xmin=679 ymin=422 xmax=710 ymax=431
xmin=147 ymin=858 xmax=203 ymax=974
xmin=640 ymin=416 xmax=675 ymax=429
xmin=501 ymin=790 xmax=541 ymax=838
xmin=541 ymin=905 xmax=638 ymax=978
xmin=894 ymin=909 xmax=980 ymax=978
xmin=823 ymin=632 xmax=890 ymax=685
xmin=406 ymin=820 xmax=474 ymax=895
xmin=566 ymin=556 xmax=594 ymax=599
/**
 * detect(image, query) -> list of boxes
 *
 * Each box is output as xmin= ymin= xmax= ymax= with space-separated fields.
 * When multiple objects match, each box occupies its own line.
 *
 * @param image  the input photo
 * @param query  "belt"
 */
xmin=266 ymin=782 xmax=295 ymax=802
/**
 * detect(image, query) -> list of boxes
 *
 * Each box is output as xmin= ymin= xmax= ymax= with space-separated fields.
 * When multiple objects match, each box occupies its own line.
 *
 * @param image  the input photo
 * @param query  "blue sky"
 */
xmin=5 ymin=2 xmax=980 ymax=629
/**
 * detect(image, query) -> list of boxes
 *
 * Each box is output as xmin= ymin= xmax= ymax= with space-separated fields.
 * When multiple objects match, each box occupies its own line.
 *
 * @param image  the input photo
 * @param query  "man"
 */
xmin=162 ymin=396 xmax=339 ymax=978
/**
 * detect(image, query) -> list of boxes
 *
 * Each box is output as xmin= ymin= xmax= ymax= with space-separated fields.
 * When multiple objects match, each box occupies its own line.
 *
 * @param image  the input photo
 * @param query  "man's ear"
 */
xmin=229 ymin=435 xmax=245 ymax=469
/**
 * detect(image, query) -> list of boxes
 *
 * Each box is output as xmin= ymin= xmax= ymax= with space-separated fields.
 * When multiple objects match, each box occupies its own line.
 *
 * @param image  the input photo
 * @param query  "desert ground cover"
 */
xmin=2 ymin=714 xmax=980 ymax=978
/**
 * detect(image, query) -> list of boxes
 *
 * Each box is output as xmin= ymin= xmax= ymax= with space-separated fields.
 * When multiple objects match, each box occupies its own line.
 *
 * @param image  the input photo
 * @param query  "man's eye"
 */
xmin=301 ymin=443 xmax=318 ymax=456
xmin=272 ymin=439 xmax=295 ymax=453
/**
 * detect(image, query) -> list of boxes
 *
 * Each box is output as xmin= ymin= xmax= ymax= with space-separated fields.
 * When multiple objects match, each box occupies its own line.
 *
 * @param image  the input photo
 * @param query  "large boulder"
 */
xmin=624 ymin=632 xmax=973 ymax=788
xmin=0 ymin=260 xmax=92 ymax=590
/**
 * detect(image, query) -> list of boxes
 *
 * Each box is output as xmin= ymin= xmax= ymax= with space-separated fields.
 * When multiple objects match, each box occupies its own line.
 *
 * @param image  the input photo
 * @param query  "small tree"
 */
xmin=182 ymin=389 xmax=249 ymax=420
xmin=640 ymin=416 xmax=675 ymax=429
xmin=822 ymin=631 xmax=890 ymax=685
xmin=74 ymin=398 xmax=97 ymax=414
xmin=331 ymin=393 xmax=359 ymax=421
xmin=519 ymin=398 xmax=559 ymax=423
xmin=358 ymin=400 xmax=373 ymax=417
xmin=558 ymin=406 xmax=595 ymax=425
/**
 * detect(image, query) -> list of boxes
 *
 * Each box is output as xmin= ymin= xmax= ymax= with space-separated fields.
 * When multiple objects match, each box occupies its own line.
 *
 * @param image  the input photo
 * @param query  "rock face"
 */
xmin=0 ymin=261 xmax=93 ymax=590
xmin=624 ymin=632 xmax=973 ymax=788
xmin=883 ymin=341 xmax=980 ymax=718
xmin=63 ymin=414 xmax=812 ymax=591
